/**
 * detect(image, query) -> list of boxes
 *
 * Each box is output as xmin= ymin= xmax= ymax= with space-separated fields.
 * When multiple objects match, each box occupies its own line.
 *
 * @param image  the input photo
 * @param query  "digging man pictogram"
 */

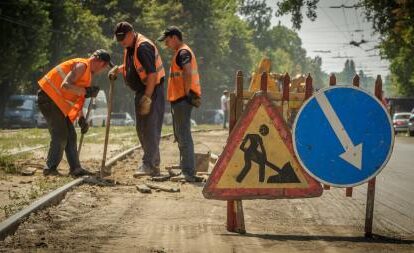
xmin=236 ymin=124 xmax=300 ymax=184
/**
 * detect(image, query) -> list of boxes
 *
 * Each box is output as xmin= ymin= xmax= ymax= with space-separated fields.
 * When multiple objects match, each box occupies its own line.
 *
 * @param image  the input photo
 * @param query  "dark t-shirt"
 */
xmin=125 ymin=40 xmax=164 ymax=93
xmin=175 ymin=49 xmax=192 ymax=69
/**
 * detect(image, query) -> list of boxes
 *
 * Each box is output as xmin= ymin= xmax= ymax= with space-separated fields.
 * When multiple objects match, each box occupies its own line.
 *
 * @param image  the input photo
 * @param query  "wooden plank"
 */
xmin=235 ymin=71 xmax=244 ymax=122
xmin=346 ymin=74 xmax=361 ymax=197
xmin=323 ymin=74 xmax=337 ymax=191
xmin=145 ymin=183 xmax=180 ymax=193
xmin=242 ymin=91 xmax=304 ymax=102
xmin=260 ymin=72 xmax=268 ymax=93
xmin=365 ymin=75 xmax=382 ymax=238
xmin=282 ymin=73 xmax=290 ymax=123
xmin=136 ymin=184 xmax=152 ymax=193
xmin=228 ymin=70 xmax=245 ymax=233
xmin=305 ymin=73 xmax=313 ymax=100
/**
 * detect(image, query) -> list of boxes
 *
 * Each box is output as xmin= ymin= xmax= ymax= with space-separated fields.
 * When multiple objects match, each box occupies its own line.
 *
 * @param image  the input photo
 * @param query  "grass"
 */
xmin=0 ymin=176 xmax=73 ymax=218
xmin=0 ymin=128 xmax=50 ymax=151
xmin=0 ymin=124 xmax=219 ymax=155
xmin=0 ymin=154 xmax=29 ymax=174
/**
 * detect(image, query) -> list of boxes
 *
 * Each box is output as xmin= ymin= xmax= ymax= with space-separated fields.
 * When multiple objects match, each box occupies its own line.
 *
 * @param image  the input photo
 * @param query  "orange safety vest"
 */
xmin=122 ymin=33 xmax=165 ymax=85
xmin=38 ymin=58 xmax=91 ymax=122
xmin=167 ymin=44 xmax=201 ymax=102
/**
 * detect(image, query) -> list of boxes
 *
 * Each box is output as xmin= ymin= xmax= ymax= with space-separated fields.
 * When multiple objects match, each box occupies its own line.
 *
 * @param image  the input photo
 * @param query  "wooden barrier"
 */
xmin=226 ymin=59 xmax=385 ymax=237
xmin=226 ymin=69 xmax=314 ymax=233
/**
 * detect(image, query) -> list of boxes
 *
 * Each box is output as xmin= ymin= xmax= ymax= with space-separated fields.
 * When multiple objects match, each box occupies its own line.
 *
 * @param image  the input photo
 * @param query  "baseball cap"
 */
xmin=157 ymin=26 xmax=182 ymax=41
xmin=92 ymin=49 xmax=114 ymax=68
xmin=114 ymin=21 xmax=134 ymax=41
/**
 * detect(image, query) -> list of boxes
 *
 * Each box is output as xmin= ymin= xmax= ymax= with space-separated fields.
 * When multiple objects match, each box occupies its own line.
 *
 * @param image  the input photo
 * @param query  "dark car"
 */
xmin=2 ymin=95 xmax=46 ymax=128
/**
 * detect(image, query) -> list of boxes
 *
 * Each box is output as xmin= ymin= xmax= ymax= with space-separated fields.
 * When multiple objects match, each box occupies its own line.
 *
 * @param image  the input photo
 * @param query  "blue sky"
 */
xmin=266 ymin=0 xmax=390 ymax=78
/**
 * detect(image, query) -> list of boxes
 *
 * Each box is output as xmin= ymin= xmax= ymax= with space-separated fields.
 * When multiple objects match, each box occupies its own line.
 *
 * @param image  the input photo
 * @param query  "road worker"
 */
xmin=108 ymin=22 xmax=165 ymax=177
xmin=158 ymin=26 xmax=202 ymax=182
xmin=38 ymin=49 xmax=114 ymax=177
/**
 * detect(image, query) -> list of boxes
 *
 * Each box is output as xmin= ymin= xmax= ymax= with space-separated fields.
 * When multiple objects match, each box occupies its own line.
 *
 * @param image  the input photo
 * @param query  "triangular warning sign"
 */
xmin=203 ymin=93 xmax=322 ymax=200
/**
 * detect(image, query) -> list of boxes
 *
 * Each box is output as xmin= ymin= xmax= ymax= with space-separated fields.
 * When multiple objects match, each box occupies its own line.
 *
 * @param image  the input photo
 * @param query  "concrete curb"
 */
xmin=0 ymin=177 xmax=85 ymax=240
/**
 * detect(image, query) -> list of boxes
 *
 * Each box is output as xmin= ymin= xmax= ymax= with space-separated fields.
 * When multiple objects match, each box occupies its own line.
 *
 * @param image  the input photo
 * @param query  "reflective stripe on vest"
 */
xmin=167 ymin=44 xmax=201 ymax=102
xmin=38 ymin=58 xmax=91 ymax=121
xmin=122 ymin=33 xmax=165 ymax=85
xmin=42 ymin=76 xmax=75 ymax=107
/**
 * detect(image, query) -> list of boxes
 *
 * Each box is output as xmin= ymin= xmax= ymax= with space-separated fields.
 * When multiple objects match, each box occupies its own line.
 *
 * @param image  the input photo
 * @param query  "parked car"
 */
xmin=110 ymin=112 xmax=135 ymax=126
xmin=393 ymin=112 xmax=411 ymax=133
xmin=408 ymin=114 xmax=414 ymax=136
xmin=82 ymin=90 xmax=108 ymax=127
xmin=193 ymin=109 xmax=224 ymax=125
xmin=163 ymin=112 xmax=197 ymax=127
xmin=2 ymin=95 xmax=45 ymax=128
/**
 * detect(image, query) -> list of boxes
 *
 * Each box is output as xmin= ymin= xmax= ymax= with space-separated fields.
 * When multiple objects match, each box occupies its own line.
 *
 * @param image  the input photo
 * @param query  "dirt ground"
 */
xmin=0 ymin=130 xmax=413 ymax=252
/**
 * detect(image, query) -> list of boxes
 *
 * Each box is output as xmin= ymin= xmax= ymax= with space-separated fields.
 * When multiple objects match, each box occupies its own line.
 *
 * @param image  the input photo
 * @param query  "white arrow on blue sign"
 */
xmin=292 ymin=86 xmax=394 ymax=187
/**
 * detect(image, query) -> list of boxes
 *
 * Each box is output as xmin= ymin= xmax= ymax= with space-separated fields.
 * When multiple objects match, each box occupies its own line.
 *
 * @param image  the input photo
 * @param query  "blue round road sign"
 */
xmin=292 ymin=86 xmax=394 ymax=187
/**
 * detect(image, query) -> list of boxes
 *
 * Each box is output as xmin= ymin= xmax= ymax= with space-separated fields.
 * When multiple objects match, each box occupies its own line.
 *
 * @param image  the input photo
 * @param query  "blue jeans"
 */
xmin=135 ymin=83 xmax=165 ymax=169
xmin=171 ymin=100 xmax=195 ymax=176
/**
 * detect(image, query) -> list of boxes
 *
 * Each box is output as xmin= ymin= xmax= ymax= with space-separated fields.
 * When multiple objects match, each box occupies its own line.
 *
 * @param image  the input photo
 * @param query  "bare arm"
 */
xmin=61 ymin=62 xmax=87 ymax=96
xmin=144 ymin=72 xmax=157 ymax=97
xmin=182 ymin=63 xmax=192 ymax=95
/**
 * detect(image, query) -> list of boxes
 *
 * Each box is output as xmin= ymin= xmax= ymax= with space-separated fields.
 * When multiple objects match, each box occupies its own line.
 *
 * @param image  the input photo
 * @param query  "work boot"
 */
xmin=151 ymin=166 xmax=161 ymax=177
xmin=70 ymin=167 xmax=94 ymax=177
xmin=43 ymin=167 xmax=62 ymax=176
xmin=133 ymin=164 xmax=152 ymax=178
xmin=171 ymin=173 xmax=204 ymax=183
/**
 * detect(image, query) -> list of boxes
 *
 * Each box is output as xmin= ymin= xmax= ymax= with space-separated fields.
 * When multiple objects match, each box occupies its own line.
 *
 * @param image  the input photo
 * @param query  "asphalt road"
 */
xmin=351 ymin=135 xmax=414 ymax=235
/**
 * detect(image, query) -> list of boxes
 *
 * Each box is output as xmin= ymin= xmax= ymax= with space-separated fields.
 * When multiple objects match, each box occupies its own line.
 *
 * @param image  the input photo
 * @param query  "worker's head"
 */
xmin=157 ymin=26 xmax=183 ymax=50
xmin=223 ymin=89 xmax=229 ymax=96
xmin=90 ymin=49 xmax=114 ymax=74
xmin=114 ymin=21 xmax=135 ymax=48
xmin=259 ymin=124 xmax=269 ymax=136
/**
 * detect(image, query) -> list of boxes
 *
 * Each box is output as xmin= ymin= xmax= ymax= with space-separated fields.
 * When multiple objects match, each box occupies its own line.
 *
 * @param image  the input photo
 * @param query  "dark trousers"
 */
xmin=134 ymin=83 xmax=165 ymax=168
xmin=171 ymin=99 xmax=195 ymax=176
xmin=37 ymin=90 xmax=81 ymax=171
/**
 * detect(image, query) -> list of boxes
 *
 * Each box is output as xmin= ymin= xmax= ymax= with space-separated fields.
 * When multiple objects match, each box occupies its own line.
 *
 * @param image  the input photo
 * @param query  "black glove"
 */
xmin=85 ymin=86 xmax=100 ymax=98
xmin=78 ymin=116 xmax=89 ymax=134
xmin=186 ymin=91 xmax=201 ymax=108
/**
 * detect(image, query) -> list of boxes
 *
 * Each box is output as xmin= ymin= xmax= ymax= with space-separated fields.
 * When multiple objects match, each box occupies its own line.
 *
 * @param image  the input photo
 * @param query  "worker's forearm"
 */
xmin=144 ymin=73 xmax=157 ymax=97
xmin=62 ymin=82 xmax=85 ymax=96
xmin=184 ymin=74 xmax=192 ymax=95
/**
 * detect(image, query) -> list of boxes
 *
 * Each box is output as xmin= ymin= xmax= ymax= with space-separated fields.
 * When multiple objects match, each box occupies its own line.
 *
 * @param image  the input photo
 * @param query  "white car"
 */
xmin=393 ymin=112 xmax=411 ymax=133
xmin=111 ymin=112 xmax=135 ymax=126
xmin=82 ymin=90 xmax=108 ymax=127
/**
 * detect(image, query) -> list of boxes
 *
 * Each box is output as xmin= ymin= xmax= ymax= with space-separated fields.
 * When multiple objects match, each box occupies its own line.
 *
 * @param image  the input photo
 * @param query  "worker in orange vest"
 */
xmin=158 ymin=26 xmax=202 ymax=182
xmin=37 ymin=49 xmax=114 ymax=177
xmin=108 ymin=22 xmax=165 ymax=178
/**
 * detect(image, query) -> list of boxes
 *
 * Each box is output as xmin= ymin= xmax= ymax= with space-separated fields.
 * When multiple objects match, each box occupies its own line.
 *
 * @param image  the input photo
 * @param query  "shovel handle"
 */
xmin=100 ymin=79 xmax=115 ymax=177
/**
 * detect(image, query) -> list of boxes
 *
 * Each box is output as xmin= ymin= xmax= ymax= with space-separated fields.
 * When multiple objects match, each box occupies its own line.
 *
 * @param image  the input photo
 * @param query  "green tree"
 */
xmin=274 ymin=0 xmax=414 ymax=96
xmin=0 ymin=0 xmax=51 ymax=120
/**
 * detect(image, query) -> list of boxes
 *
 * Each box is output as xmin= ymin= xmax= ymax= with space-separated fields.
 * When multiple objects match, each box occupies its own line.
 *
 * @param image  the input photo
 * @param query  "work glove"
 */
xmin=85 ymin=86 xmax=100 ymax=98
xmin=78 ymin=116 xmax=89 ymax=134
xmin=108 ymin=65 xmax=119 ymax=81
xmin=138 ymin=95 xmax=152 ymax=115
xmin=186 ymin=91 xmax=201 ymax=108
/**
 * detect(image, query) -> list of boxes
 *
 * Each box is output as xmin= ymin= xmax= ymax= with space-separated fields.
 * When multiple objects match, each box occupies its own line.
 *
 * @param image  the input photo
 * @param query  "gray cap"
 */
xmin=92 ymin=49 xmax=114 ymax=68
